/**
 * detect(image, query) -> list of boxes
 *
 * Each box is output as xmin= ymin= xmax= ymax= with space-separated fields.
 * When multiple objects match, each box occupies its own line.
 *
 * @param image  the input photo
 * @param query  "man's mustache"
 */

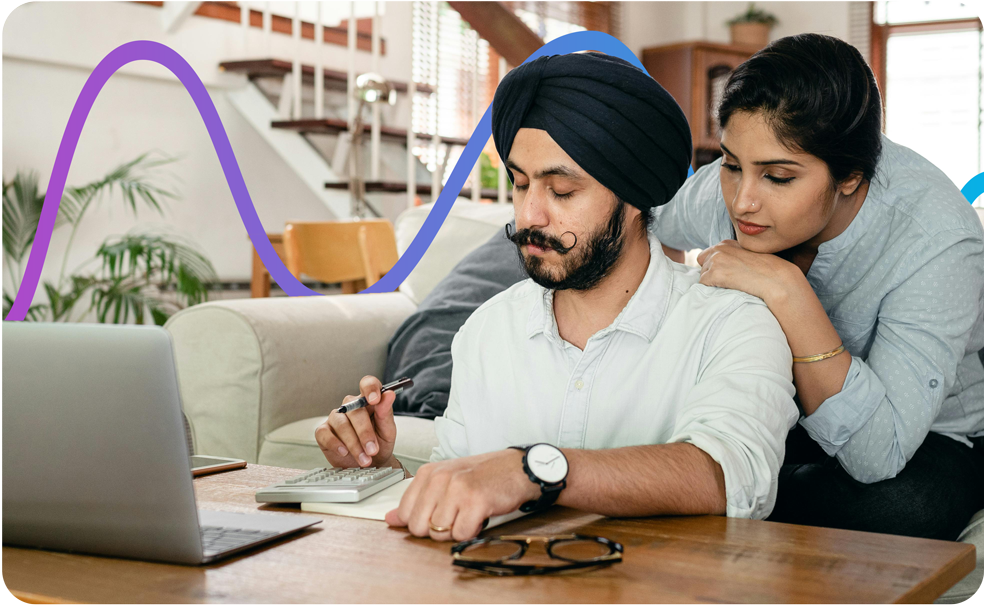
xmin=504 ymin=224 xmax=577 ymax=254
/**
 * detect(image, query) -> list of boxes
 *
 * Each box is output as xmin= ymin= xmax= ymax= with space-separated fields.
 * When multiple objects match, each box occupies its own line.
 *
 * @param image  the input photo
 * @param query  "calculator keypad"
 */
xmin=255 ymin=466 xmax=406 ymax=503
xmin=281 ymin=467 xmax=400 ymax=486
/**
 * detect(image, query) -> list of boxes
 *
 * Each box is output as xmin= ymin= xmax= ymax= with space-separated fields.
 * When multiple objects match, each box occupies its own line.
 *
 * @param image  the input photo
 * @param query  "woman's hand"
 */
xmin=696 ymin=240 xmax=802 ymax=305
xmin=698 ymin=240 xmax=852 ymax=415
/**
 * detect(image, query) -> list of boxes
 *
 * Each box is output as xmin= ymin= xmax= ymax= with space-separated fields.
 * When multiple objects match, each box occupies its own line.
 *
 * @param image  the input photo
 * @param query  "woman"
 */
xmin=655 ymin=33 xmax=984 ymax=540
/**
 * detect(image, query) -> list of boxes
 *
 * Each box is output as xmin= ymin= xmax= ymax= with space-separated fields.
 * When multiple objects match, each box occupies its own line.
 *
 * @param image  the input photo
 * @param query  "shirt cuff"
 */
xmin=798 ymin=356 xmax=887 ymax=457
xmin=672 ymin=430 xmax=776 ymax=520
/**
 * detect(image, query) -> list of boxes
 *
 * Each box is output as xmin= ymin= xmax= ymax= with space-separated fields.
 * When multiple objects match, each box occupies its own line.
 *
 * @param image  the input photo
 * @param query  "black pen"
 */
xmin=337 ymin=377 xmax=414 ymax=414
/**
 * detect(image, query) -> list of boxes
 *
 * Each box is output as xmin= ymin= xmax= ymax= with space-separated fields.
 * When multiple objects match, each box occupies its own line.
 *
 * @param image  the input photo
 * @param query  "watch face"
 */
xmin=526 ymin=444 xmax=568 ymax=484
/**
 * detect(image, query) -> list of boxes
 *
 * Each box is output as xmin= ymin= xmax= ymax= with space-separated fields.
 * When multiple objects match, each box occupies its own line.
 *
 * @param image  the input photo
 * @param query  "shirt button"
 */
xmin=574 ymin=379 xmax=584 ymax=390
xmin=929 ymin=379 xmax=939 ymax=388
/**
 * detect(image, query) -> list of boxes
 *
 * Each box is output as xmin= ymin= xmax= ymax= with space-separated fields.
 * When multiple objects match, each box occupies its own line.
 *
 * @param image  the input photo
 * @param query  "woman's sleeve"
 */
xmin=798 ymin=232 xmax=984 ymax=483
xmin=652 ymin=161 xmax=729 ymax=251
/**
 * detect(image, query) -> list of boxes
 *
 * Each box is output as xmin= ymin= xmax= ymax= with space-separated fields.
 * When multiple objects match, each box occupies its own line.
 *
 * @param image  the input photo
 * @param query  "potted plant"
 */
xmin=727 ymin=3 xmax=779 ymax=49
xmin=3 ymin=152 xmax=217 ymax=324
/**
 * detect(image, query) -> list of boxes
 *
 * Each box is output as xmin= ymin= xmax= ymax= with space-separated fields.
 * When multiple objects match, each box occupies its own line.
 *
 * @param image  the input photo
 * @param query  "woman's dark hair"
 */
xmin=718 ymin=33 xmax=882 ymax=185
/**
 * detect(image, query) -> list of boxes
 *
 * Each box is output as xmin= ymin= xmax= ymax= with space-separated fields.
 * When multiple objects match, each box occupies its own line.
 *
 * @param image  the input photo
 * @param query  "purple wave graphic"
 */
xmin=5 ymin=40 xmax=318 ymax=321
xmin=5 ymin=32 xmax=637 ymax=319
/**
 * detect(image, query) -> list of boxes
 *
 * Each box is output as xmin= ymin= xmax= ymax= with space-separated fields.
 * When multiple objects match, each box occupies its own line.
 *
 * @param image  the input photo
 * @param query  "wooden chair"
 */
xmin=281 ymin=219 xmax=399 ymax=293
xmin=250 ymin=233 xmax=288 ymax=298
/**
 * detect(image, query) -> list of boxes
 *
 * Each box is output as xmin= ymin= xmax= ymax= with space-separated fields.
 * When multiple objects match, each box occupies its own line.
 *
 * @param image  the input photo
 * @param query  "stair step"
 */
xmin=324 ymin=181 xmax=511 ymax=200
xmin=220 ymin=59 xmax=434 ymax=95
xmin=272 ymin=119 xmax=471 ymax=147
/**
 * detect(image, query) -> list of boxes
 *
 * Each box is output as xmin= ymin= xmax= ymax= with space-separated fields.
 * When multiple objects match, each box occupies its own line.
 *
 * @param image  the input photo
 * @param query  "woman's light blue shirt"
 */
xmin=652 ymin=134 xmax=984 ymax=483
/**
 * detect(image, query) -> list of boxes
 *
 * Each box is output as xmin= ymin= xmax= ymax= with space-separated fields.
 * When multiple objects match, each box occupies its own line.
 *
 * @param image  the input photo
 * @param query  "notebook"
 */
xmin=301 ymin=477 xmax=415 ymax=519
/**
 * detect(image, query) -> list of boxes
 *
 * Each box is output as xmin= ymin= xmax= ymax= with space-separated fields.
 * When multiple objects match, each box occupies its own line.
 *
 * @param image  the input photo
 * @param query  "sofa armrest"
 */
xmin=164 ymin=292 xmax=417 ymax=462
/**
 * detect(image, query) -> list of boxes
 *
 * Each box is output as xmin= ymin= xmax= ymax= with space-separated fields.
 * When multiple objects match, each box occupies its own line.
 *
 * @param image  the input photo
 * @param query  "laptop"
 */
xmin=2 ymin=321 xmax=321 ymax=564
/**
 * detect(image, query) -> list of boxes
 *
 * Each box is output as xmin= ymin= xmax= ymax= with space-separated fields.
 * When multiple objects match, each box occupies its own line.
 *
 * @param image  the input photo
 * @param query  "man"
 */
xmin=316 ymin=52 xmax=798 ymax=541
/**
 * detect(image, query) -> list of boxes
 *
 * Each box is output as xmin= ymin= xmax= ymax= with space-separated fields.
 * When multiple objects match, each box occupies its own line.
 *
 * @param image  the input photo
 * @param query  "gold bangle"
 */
xmin=793 ymin=344 xmax=846 ymax=364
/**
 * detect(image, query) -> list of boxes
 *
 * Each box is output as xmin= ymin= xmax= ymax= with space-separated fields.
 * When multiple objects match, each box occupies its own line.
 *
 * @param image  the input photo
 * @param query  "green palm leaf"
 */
xmin=93 ymin=229 xmax=216 ymax=323
xmin=3 ymin=290 xmax=48 ymax=322
xmin=4 ymin=151 xmax=204 ymax=325
xmin=59 ymin=151 xmax=181 ymax=227
xmin=90 ymin=277 xmax=150 ymax=324
xmin=2 ymin=171 xmax=54 ymax=262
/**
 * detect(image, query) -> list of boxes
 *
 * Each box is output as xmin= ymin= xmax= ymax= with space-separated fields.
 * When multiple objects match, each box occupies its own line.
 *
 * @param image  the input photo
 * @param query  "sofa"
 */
xmin=165 ymin=202 xmax=984 ymax=603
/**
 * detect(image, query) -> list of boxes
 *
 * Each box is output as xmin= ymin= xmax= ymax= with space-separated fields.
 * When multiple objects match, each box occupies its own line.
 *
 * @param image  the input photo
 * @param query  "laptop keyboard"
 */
xmin=200 ymin=525 xmax=278 ymax=556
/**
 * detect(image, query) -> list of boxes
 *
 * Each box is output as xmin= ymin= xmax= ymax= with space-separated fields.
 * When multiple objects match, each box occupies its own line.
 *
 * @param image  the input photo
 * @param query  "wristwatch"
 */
xmin=509 ymin=443 xmax=569 ymax=513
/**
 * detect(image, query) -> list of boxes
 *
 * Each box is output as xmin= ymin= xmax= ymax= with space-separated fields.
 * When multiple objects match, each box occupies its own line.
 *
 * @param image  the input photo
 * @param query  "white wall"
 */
xmin=622 ymin=1 xmax=853 ymax=58
xmin=2 ymin=1 xmax=414 ymax=290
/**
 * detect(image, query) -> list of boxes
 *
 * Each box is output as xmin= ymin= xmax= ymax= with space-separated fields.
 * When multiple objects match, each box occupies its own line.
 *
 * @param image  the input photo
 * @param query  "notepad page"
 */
xmin=300 ymin=478 xmax=413 ymax=520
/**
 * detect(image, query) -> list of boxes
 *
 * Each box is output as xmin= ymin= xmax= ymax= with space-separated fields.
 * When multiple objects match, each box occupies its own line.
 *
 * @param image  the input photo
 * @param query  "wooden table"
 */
xmin=3 ymin=465 xmax=975 ymax=603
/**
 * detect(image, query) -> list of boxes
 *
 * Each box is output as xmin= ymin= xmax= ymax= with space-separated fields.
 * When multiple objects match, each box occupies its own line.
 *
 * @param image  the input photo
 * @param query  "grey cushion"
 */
xmin=384 ymin=224 xmax=527 ymax=418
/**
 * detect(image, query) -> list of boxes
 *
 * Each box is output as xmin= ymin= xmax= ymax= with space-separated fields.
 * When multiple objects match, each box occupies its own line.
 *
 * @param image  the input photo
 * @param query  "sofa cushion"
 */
xmin=395 ymin=200 xmax=517 ymax=305
xmin=258 ymin=415 xmax=439 ymax=475
xmin=165 ymin=292 xmax=417 ymax=462
xmin=936 ymin=507 xmax=984 ymax=604
xmin=385 ymin=220 xmax=528 ymax=418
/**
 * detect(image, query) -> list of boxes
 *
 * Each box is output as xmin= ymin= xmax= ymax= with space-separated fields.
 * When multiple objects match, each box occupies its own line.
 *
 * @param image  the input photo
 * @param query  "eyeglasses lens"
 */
xmin=550 ymin=539 xmax=612 ymax=561
xmin=461 ymin=540 xmax=524 ymax=562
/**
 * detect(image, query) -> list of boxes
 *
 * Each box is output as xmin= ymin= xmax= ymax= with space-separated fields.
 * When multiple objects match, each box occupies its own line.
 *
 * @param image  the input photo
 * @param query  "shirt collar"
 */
xmin=814 ymin=133 xmax=895 ymax=257
xmin=815 ymin=180 xmax=879 ymax=257
xmin=804 ymin=135 xmax=891 ymax=288
xmin=526 ymin=230 xmax=674 ymax=343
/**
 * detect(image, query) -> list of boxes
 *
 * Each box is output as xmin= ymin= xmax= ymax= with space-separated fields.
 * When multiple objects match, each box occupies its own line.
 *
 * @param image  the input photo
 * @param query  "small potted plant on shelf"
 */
xmin=727 ymin=3 xmax=778 ymax=49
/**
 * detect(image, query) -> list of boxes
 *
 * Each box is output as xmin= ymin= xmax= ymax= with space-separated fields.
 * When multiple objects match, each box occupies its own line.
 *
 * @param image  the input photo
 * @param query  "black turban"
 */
xmin=492 ymin=52 xmax=692 ymax=213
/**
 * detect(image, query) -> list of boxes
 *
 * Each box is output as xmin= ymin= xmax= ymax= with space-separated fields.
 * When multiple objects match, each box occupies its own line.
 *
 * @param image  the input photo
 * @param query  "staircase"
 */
xmin=221 ymin=56 xmax=469 ymax=222
xmin=150 ymin=1 xmax=534 ymax=222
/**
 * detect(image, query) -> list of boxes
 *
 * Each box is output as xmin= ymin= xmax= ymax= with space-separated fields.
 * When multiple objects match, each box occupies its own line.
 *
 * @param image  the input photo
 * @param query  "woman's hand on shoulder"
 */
xmin=696 ymin=240 xmax=802 ymax=305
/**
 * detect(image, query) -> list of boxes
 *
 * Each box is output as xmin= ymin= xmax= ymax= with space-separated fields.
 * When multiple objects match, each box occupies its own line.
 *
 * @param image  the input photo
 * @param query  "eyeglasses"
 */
xmin=451 ymin=534 xmax=623 ymax=576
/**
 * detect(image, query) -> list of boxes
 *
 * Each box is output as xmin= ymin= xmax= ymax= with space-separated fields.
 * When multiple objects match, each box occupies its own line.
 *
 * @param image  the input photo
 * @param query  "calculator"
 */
xmin=254 ymin=466 xmax=405 ymax=503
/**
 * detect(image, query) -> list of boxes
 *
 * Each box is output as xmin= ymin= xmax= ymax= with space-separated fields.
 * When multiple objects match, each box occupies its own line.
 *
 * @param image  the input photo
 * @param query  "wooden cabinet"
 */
xmin=641 ymin=42 xmax=754 ymax=168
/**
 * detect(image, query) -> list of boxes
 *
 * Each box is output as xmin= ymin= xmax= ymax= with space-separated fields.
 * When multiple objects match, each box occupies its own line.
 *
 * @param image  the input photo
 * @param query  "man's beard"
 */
xmin=507 ymin=201 xmax=627 ymax=291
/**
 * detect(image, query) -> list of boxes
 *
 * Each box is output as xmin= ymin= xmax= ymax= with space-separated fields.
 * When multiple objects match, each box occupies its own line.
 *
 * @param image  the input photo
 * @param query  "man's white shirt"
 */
xmin=431 ymin=232 xmax=799 ymax=519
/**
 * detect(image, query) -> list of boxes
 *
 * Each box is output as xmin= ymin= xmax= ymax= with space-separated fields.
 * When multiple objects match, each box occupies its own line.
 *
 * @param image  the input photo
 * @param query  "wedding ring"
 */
xmin=428 ymin=521 xmax=452 ymax=533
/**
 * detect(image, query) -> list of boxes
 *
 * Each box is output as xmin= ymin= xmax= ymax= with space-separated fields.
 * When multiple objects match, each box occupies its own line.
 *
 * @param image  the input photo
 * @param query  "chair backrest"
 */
xmin=393 ymin=200 xmax=516 ymax=304
xmin=282 ymin=219 xmax=399 ymax=288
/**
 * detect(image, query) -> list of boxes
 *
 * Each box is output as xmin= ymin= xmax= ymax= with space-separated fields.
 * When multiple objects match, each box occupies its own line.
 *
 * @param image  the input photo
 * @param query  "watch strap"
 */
xmin=518 ymin=480 xmax=565 ymax=513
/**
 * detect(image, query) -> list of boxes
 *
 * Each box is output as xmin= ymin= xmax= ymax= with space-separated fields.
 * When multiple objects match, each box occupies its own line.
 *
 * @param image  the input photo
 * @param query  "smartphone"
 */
xmin=190 ymin=455 xmax=247 ymax=477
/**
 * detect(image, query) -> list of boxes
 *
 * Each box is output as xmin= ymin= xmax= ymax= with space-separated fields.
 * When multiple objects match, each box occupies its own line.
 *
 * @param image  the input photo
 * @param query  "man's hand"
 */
xmin=384 ymin=449 xmax=540 ymax=542
xmin=315 ymin=375 xmax=398 ymax=468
